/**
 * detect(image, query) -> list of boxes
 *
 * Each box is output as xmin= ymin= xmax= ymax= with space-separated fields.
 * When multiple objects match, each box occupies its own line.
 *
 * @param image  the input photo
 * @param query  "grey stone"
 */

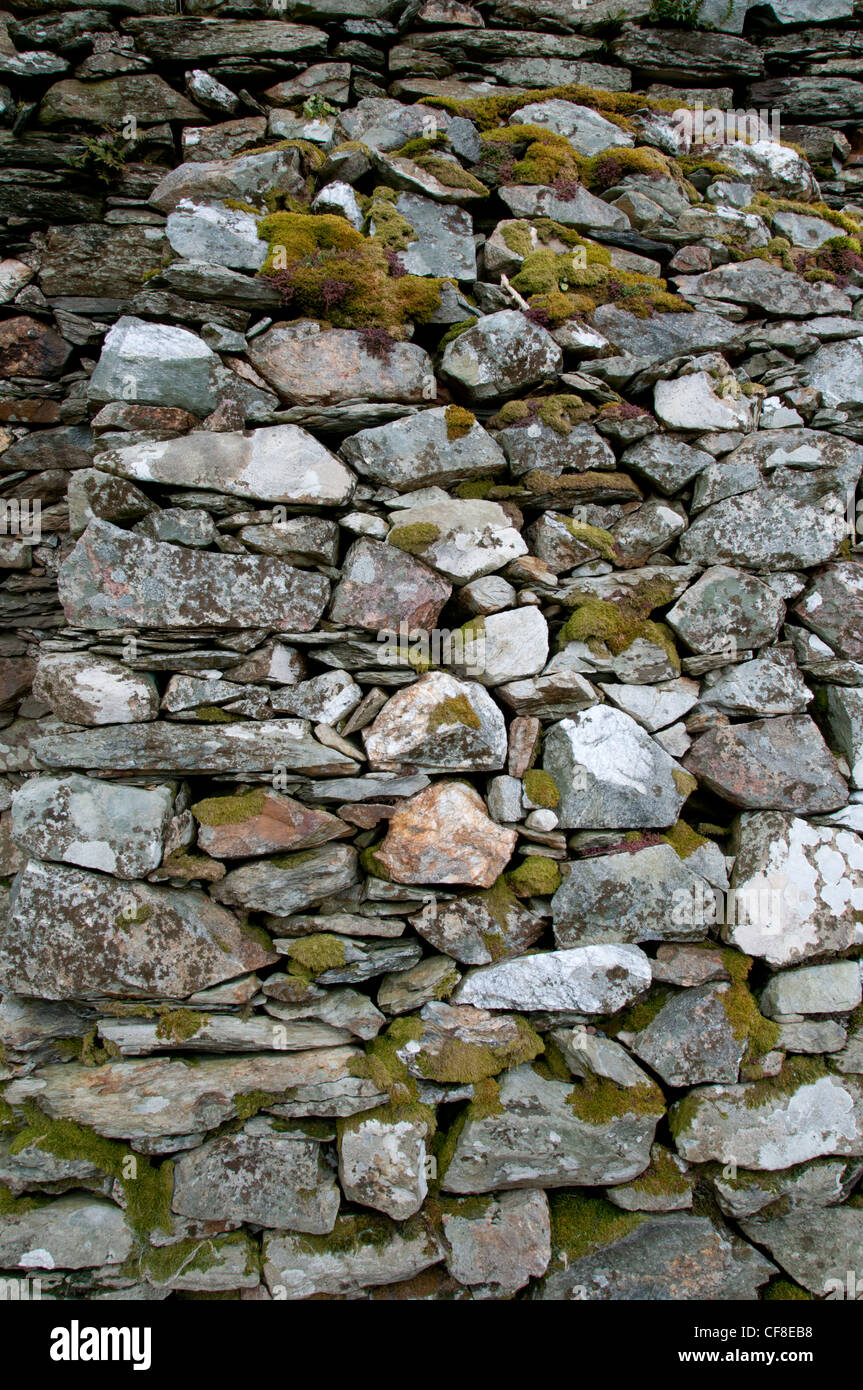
xmin=341 ymin=406 xmax=504 ymax=491
xmin=685 ymin=716 xmax=848 ymax=814
xmin=453 ymin=944 xmax=651 ymax=1014
xmin=679 ymin=492 xmax=846 ymax=571
xmin=499 ymin=183 xmax=629 ymax=233
xmin=11 ymin=775 xmax=172 ymax=880
xmin=339 ymin=1112 xmax=430 ymax=1219
xmin=666 ymin=566 xmax=785 ymax=654
xmin=87 ymin=317 xmax=221 ymax=416
xmin=441 ymin=1189 xmax=551 ymax=1295
xmin=212 ymin=845 xmax=358 ymax=916
xmin=760 ymin=961 xmax=861 ymax=1021
xmin=33 ymin=653 xmax=159 ymax=726
xmin=248 ymin=320 xmax=434 ymax=406
xmin=363 ymin=672 xmax=507 ymax=773
xmin=0 ymin=1195 xmax=133 ymax=1271
xmin=263 ymin=1213 xmax=442 ymax=1298
xmin=0 ymin=860 xmax=276 ymax=1002
xmin=439 ymin=311 xmax=562 ymax=402
xmin=552 ymin=843 xmax=716 ymax=947
xmin=740 ymin=1206 xmax=863 ymax=1297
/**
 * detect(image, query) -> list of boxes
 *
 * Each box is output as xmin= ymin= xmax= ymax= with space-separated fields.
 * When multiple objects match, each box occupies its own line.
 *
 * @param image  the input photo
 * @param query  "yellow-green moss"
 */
xmin=9 ymin=1101 xmax=173 ymax=1239
xmin=567 ymin=1073 xmax=665 ymax=1124
xmin=191 ymin=788 xmax=267 ymax=827
xmin=388 ymin=522 xmax=440 ymax=554
xmin=154 ymin=1009 xmax=207 ymax=1044
xmin=762 ymin=1278 xmax=813 ymax=1301
xmin=741 ymin=1057 xmax=830 ymax=1110
xmin=365 ymin=192 xmax=417 ymax=250
xmin=286 ymin=933 xmax=346 ymax=976
xmin=662 ymin=820 xmax=708 ymax=860
xmin=427 ymin=693 xmax=481 ymax=733
xmin=489 ymin=393 xmax=594 ymax=435
xmin=506 ymin=857 xmax=562 ymax=898
xmin=437 ymin=316 xmax=478 ymax=349
xmin=523 ymin=769 xmax=559 ymax=809
xmin=410 ymin=154 xmax=487 ymax=195
xmin=548 ymin=1190 xmax=646 ymax=1266
xmin=413 ymin=1015 xmax=543 ymax=1085
xmin=625 ymin=1145 xmax=691 ymax=1200
xmin=563 ymin=518 xmax=620 ymax=562
xmin=444 ymin=404 xmax=475 ymax=441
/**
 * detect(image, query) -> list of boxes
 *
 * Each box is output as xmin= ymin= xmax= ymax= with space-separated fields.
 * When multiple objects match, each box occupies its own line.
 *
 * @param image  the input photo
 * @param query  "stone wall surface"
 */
xmin=0 ymin=0 xmax=863 ymax=1301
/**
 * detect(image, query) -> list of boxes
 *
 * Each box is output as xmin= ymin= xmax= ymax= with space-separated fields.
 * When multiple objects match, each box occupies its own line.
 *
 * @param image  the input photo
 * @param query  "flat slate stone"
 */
xmin=58 ymin=520 xmax=330 ymax=631
xmin=685 ymin=715 xmax=848 ymax=814
xmin=94 ymin=425 xmax=356 ymax=506
xmin=0 ymin=859 xmax=277 ymax=1001
xmin=10 ymin=774 xmax=173 ymax=880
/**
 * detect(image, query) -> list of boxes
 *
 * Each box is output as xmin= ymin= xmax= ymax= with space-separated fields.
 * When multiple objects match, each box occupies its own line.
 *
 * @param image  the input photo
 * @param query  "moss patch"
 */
xmin=286 ymin=933 xmax=346 ymax=976
xmin=191 ymin=789 xmax=267 ymax=827
xmin=412 ymin=1015 xmax=543 ymax=1085
xmin=567 ymin=1074 xmax=665 ymax=1125
xmin=388 ymin=522 xmax=440 ymax=555
xmin=427 ymin=693 xmax=481 ymax=733
xmin=548 ymin=1190 xmax=646 ymax=1266
xmin=506 ymin=857 xmax=562 ymax=898
xmin=523 ymin=769 xmax=559 ymax=809
xmin=444 ymin=404 xmax=475 ymax=441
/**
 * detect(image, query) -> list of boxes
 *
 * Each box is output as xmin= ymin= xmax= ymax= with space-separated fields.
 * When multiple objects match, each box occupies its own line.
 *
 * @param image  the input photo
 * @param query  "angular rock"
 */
xmin=59 ymin=520 xmax=329 ymax=632
xmin=741 ymin=1206 xmax=863 ymax=1297
xmin=672 ymin=1068 xmax=863 ymax=1169
xmin=330 ymin=537 xmax=451 ymax=633
xmin=0 ymin=1195 xmax=133 ymax=1272
xmin=794 ymin=562 xmax=863 ymax=660
xmin=630 ymin=984 xmax=747 ymax=1087
xmin=172 ymin=1117 xmax=339 ymax=1233
xmin=454 ymin=944 xmax=651 ymax=1014
xmin=5 ymin=1049 xmax=372 ymax=1138
xmin=499 ymin=183 xmax=629 ymax=233
xmin=666 ymin=566 xmax=785 ymax=654
xmin=760 ymin=961 xmax=861 ymax=1021
xmin=0 ymin=860 xmax=276 ymax=1002
xmin=248 ymin=321 xmax=433 ymax=405
xmin=341 ymin=406 xmax=504 ymax=491
xmin=412 ymin=881 xmax=544 ymax=966
xmin=212 ymin=844 xmax=358 ymax=916
xmin=339 ymin=1112 xmax=430 ymax=1219
xmin=387 ymin=499 xmax=527 ymax=584
xmin=33 ymin=720 xmax=355 ymax=777
xmin=33 ymin=653 xmax=159 ymax=726
xmin=95 ymin=425 xmax=355 ymax=506
xmin=439 ymin=311 xmax=562 ymax=402
xmin=685 ymin=716 xmax=847 ymax=814
xmin=674 ymin=260 xmax=851 ymax=317
xmin=11 ymin=775 xmax=173 ymax=880
xmin=724 ymin=811 xmax=863 ymax=967
xmin=87 ymin=317 xmax=221 ymax=416
xmin=363 ymin=672 xmax=506 ymax=773
xmin=376 ymin=781 xmax=517 ymax=888
xmin=552 ymin=843 xmax=717 ymax=947
xmin=440 ymin=1063 xmax=660 ymax=1193
xmin=441 ymin=1189 xmax=551 ymax=1295
xmin=262 ymin=1212 xmax=442 ymax=1299
xmin=543 ymin=708 xmax=691 ymax=830
xmin=192 ymin=788 xmax=350 ymax=859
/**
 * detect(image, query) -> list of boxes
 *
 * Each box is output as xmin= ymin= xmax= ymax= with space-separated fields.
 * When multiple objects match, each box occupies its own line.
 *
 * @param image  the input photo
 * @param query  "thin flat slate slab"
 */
xmin=4 ymin=1049 xmax=371 ymax=1139
xmin=58 ymin=519 xmax=329 ymax=631
xmin=33 ymin=720 xmax=357 ymax=776
xmin=0 ymin=859 xmax=278 ymax=1001
xmin=93 ymin=425 xmax=356 ymax=506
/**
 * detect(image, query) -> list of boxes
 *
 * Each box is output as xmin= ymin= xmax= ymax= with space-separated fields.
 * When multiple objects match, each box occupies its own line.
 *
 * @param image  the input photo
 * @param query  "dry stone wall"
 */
xmin=1 ymin=0 xmax=863 ymax=1301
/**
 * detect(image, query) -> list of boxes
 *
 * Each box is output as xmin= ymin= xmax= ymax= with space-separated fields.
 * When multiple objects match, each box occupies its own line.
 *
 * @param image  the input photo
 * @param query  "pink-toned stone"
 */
xmin=376 ymin=781 xmax=517 ymax=888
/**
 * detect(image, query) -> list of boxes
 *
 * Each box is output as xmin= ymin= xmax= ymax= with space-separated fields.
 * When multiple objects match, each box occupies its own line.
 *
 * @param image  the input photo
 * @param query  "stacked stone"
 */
xmin=1 ymin=0 xmax=863 ymax=1301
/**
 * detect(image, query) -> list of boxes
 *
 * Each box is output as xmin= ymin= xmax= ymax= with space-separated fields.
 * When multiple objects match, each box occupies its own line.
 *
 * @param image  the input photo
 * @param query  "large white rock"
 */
xmin=166 ymin=199 xmax=267 ymax=270
xmin=453 ymin=944 xmax=652 ymax=1013
xmin=11 ymin=774 xmax=173 ymax=880
xmin=724 ymin=812 xmax=863 ymax=967
xmin=543 ymin=706 xmax=691 ymax=829
xmin=94 ymin=425 xmax=355 ymax=506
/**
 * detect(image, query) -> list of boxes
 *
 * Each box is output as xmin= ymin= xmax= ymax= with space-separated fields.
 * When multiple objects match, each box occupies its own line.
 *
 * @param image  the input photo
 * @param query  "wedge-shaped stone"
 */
xmin=678 ymin=492 xmax=846 ymax=570
xmin=376 ymin=781 xmax=517 ymax=887
xmin=341 ymin=406 xmax=504 ymax=491
xmin=724 ymin=811 xmax=863 ymax=967
xmin=387 ymin=499 xmax=527 ymax=583
xmin=685 ymin=715 xmax=847 ymax=813
xmin=666 ymin=565 xmax=785 ymax=654
xmin=0 ymin=860 xmax=277 ymax=1001
xmin=412 ymin=880 xmax=543 ymax=966
xmin=5 ymin=1048 xmax=372 ymax=1138
xmin=33 ymin=720 xmax=355 ymax=776
xmin=11 ymin=774 xmax=173 ymax=880
xmin=0 ymin=1195 xmax=133 ymax=1271
xmin=98 ymin=1014 xmax=351 ymax=1055
xmin=552 ymin=843 xmax=716 ymax=947
xmin=533 ymin=1200 xmax=775 ymax=1301
xmin=262 ymin=1212 xmax=442 ymax=1299
xmin=439 ymin=310 xmax=563 ymax=402
xmin=191 ymin=788 xmax=350 ymax=859
xmin=94 ymin=425 xmax=355 ymax=506
xmin=440 ymin=1064 xmax=660 ymax=1193
xmin=794 ymin=561 xmax=863 ymax=660
xmin=248 ymin=320 xmax=433 ymax=405
xmin=212 ymin=844 xmax=358 ymax=916
xmin=329 ymin=537 xmax=451 ymax=632
xmin=543 ymin=708 xmax=690 ymax=830
xmin=172 ymin=1117 xmax=339 ymax=1233
xmin=454 ymin=944 xmax=652 ymax=1013
xmin=670 ymin=1067 xmax=863 ymax=1169
xmin=363 ymin=672 xmax=506 ymax=773
xmin=441 ymin=1189 xmax=551 ymax=1295
xmin=59 ymin=520 xmax=329 ymax=632
xmin=630 ymin=984 xmax=747 ymax=1087
xmin=740 ymin=1206 xmax=863 ymax=1297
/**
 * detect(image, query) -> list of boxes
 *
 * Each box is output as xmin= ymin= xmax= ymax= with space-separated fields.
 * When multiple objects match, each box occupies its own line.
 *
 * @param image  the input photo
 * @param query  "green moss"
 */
xmin=410 ymin=154 xmax=487 ymax=195
xmin=191 ymin=788 xmax=266 ymax=827
xmin=365 ymin=192 xmax=417 ymax=250
xmin=715 ymin=951 xmax=780 ymax=1066
xmin=444 ymin=404 xmax=475 ymax=441
xmin=427 ymin=693 xmax=481 ymax=733
xmin=662 ymin=820 xmax=708 ymax=861
xmin=567 ymin=1074 xmax=664 ymax=1125
xmin=609 ymin=986 xmax=672 ymax=1037
xmin=437 ymin=317 xmax=478 ymax=350
xmin=388 ymin=522 xmax=440 ymax=555
xmin=140 ymin=1232 xmax=255 ymax=1287
xmin=194 ymin=705 xmax=241 ymax=723
xmin=625 ymin=1145 xmax=691 ymax=1200
xmin=667 ymin=1090 xmax=702 ymax=1140
xmin=154 ymin=1009 xmax=206 ymax=1044
xmin=762 ymin=1278 xmax=813 ymax=1301
xmin=563 ymin=519 xmax=620 ymax=562
xmin=232 ymin=1089 xmax=285 ymax=1122
xmin=257 ymin=209 xmax=441 ymax=332
xmin=531 ymin=1035 xmax=573 ymax=1083
xmin=506 ymin=857 xmax=562 ymax=898
xmin=750 ymin=194 xmax=862 ymax=238
xmin=114 ymin=903 xmax=152 ymax=930
xmin=9 ymin=1101 xmax=173 ymax=1239
xmin=413 ymin=1015 xmax=543 ymax=1085
xmin=359 ymin=843 xmax=391 ymax=880
xmin=523 ymin=769 xmax=559 ymax=809
xmin=742 ymin=1057 xmax=830 ymax=1110
xmin=286 ymin=933 xmax=346 ymax=976
xmin=548 ymin=1191 xmax=646 ymax=1266
xmin=342 ymin=1019 xmax=438 ymax=1137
